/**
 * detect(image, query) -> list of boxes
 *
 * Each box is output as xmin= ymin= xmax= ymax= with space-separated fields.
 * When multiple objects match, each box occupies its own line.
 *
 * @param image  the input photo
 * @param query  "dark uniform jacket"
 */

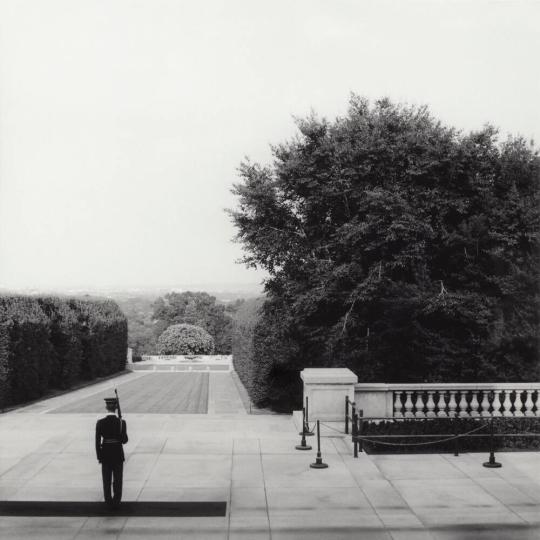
xmin=95 ymin=414 xmax=128 ymax=464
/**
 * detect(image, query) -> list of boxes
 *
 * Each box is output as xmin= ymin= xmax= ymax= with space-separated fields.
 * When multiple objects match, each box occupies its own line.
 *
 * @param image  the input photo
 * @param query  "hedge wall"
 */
xmin=231 ymin=297 xmax=263 ymax=404
xmin=0 ymin=295 xmax=127 ymax=408
xmin=231 ymin=296 xmax=302 ymax=412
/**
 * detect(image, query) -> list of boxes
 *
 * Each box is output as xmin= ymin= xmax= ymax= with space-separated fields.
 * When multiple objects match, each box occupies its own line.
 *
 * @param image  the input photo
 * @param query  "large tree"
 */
xmin=229 ymin=97 xmax=540 ymax=408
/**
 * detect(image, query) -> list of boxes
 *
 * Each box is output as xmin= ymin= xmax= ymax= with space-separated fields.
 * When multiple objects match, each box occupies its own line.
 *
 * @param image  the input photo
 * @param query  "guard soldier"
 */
xmin=95 ymin=397 xmax=128 ymax=508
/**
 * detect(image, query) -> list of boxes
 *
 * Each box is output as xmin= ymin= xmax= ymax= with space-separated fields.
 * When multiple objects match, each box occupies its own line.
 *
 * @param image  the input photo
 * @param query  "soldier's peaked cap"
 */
xmin=104 ymin=398 xmax=118 ymax=407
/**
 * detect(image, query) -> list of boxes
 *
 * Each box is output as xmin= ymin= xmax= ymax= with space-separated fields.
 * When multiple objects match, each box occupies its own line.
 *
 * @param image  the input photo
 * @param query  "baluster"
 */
xmin=404 ymin=391 xmax=414 ymax=418
xmin=469 ymin=391 xmax=480 ymax=417
xmin=426 ymin=391 xmax=436 ymax=418
xmin=394 ymin=392 xmax=403 ymax=418
xmin=480 ymin=391 xmax=491 ymax=417
xmin=437 ymin=391 xmax=448 ymax=417
xmin=448 ymin=391 xmax=457 ymax=417
xmin=492 ymin=390 xmax=502 ymax=416
xmin=524 ymin=390 xmax=535 ymax=417
xmin=415 ymin=392 xmax=426 ymax=418
xmin=513 ymin=391 xmax=525 ymax=417
xmin=457 ymin=392 xmax=468 ymax=418
xmin=502 ymin=391 xmax=513 ymax=417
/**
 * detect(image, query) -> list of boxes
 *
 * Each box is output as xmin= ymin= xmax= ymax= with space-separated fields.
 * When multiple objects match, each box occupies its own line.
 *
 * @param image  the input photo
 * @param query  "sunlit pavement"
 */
xmin=1 ymin=371 xmax=540 ymax=539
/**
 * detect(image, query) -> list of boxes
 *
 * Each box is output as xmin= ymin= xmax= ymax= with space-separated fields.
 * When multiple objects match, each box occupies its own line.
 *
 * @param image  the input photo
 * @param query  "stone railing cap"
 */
xmin=354 ymin=382 xmax=540 ymax=390
xmin=301 ymin=368 xmax=358 ymax=384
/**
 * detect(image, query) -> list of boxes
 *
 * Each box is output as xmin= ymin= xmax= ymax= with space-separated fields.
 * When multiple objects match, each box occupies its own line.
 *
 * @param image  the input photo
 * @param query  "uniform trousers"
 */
xmin=101 ymin=462 xmax=123 ymax=505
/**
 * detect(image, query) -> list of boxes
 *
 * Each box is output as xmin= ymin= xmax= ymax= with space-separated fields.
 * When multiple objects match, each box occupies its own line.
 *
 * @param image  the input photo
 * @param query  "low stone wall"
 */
xmin=132 ymin=354 xmax=233 ymax=372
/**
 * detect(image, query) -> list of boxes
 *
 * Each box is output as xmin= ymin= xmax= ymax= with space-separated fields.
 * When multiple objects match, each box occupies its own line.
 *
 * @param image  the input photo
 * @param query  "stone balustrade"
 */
xmin=354 ymin=383 xmax=540 ymax=419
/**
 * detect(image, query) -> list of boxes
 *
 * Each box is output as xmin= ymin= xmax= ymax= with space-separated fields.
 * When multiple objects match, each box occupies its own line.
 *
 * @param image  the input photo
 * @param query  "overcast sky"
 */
xmin=0 ymin=0 xmax=538 ymax=292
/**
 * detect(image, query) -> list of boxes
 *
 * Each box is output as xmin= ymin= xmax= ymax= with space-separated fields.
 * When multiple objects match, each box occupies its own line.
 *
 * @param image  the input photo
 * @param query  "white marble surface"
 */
xmin=1 ymin=371 xmax=539 ymax=539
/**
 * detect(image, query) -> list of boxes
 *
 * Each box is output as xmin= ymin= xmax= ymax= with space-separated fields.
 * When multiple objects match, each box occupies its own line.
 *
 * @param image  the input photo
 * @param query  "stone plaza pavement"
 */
xmin=1 ymin=371 xmax=540 ymax=539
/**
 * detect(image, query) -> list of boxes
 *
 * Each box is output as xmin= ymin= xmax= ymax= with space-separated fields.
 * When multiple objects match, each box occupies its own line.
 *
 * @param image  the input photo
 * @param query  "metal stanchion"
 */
xmin=310 ymin=420 xmax=328 ymax=469
xmin=296 ymin=408 xmax=312 ymax=450
xmin=358 ymin=409 xmax=364 ymax=453
xmin=299 ymin=404 xmax=314 ymax=436
xmin=453 ymin=412 xmax=460 ymax=457
xmin=352 ymin=407 xmax=358 ymax=459
xmin=483 ymin=417 xmax=502 ymax=468
xmin=305 ymin=396 xmax=314 ymax=436
xmin=345 ymin=395 xmax=349 ymax=435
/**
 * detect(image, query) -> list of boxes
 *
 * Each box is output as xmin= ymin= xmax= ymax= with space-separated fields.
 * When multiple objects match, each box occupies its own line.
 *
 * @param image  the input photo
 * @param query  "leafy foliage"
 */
xmin=231 ymin=297 xmax=265 ymax=402
xmin=115 ymin=296 xmax=158 ymax=357
xmin=153 ymin=292 xmax=234 ymax=354
xmin=38 ymin=297 xmax=83 ymax=389
xmin=229 ymin=96 xmax=540 ymax=410
xmin=0 ymin=296 xmax=53 ymax=404
xmin=360 ymin=417 xmax=540 ymax=454
xmin=0 ymin=323 xmax=9 ymax=408
xmin=156 ymin=323 xmax=215 ymax=355
xmin=0 ymin=295 xmax=127 ymax=407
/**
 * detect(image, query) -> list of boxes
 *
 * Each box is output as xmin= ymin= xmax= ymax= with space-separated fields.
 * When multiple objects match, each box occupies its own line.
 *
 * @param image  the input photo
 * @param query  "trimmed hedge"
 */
xmin=231 ymin=298 xmax=264 ymax=403
xmin=231 ymin=296 xmax=302 ymax=412
xmin=0 ymin=295 xmax=127 ymax=408
xmin=359 ymin=417 xmax=540 ymax=454
xmin=156 ymin=323 xmax=214 ymax=355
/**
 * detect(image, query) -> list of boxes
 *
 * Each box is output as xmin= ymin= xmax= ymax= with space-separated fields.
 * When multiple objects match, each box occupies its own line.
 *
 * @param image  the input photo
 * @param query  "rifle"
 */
xmin=114 ymin=388 xmax=122 ymax=420
xmin=114 ymin=388 xmax=124 ymax=442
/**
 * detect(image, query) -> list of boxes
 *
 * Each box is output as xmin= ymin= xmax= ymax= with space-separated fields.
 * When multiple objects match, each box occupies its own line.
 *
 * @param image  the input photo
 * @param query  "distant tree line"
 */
xmin=122 ymin=291 xmax=243 ymax=359
xmin=0 ymin=295 xmax=127 ymax=408
xmin=117 ymin=296 xmax=158 ymax=358
xmin=229 ymin=96 xmax=540 ymax=411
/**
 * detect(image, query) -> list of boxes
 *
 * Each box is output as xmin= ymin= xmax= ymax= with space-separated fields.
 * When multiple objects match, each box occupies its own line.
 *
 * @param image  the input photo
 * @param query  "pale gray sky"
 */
xmin=0 ymin=0 xmax=538 ymax=292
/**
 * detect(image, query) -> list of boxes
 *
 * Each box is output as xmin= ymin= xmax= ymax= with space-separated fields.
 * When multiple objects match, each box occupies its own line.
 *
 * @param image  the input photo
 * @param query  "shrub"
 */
xmin=157 ymin=323 xmax=214 ymax=355
xmin=359 ymin=417 xmax=540 ymax=454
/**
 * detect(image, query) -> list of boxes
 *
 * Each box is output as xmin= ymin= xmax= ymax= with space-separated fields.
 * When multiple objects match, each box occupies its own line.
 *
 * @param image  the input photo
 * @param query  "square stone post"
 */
xmin=300 ymin=368 xmax=358 ymax=421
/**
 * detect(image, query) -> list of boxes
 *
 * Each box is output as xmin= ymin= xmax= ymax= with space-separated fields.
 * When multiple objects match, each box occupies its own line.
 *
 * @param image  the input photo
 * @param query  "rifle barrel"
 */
xmin=114 ymin=388 xmax=122 ymax=419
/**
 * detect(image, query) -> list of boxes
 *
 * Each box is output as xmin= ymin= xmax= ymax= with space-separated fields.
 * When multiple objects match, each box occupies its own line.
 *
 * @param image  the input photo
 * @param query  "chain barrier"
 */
xmin=298 ymin=398 xmax=539 ymax=470
xmin=355 ymin=421 xmax=488 ymax=447
xmin=320 ymin=421 xmax=347 ymax=434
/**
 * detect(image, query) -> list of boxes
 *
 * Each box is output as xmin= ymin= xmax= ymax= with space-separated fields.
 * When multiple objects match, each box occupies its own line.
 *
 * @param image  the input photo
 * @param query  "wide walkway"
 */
xmin=1 ymin=371 xmax=539 ymax=539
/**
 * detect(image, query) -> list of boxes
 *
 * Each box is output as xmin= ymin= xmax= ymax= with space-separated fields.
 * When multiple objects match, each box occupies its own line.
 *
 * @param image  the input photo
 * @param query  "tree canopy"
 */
xmin=229 ymin=96 xmax=540 ymax=408
xmin=152 ymin=291 xmax=233 ymax=354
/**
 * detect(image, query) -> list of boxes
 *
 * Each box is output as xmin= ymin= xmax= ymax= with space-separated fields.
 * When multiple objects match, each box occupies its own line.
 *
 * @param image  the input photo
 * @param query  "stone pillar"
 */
xmin=126 ymin=347 xmax=133 ymax=364
xmin=300 ymin=368 xmax=358 ymax=421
